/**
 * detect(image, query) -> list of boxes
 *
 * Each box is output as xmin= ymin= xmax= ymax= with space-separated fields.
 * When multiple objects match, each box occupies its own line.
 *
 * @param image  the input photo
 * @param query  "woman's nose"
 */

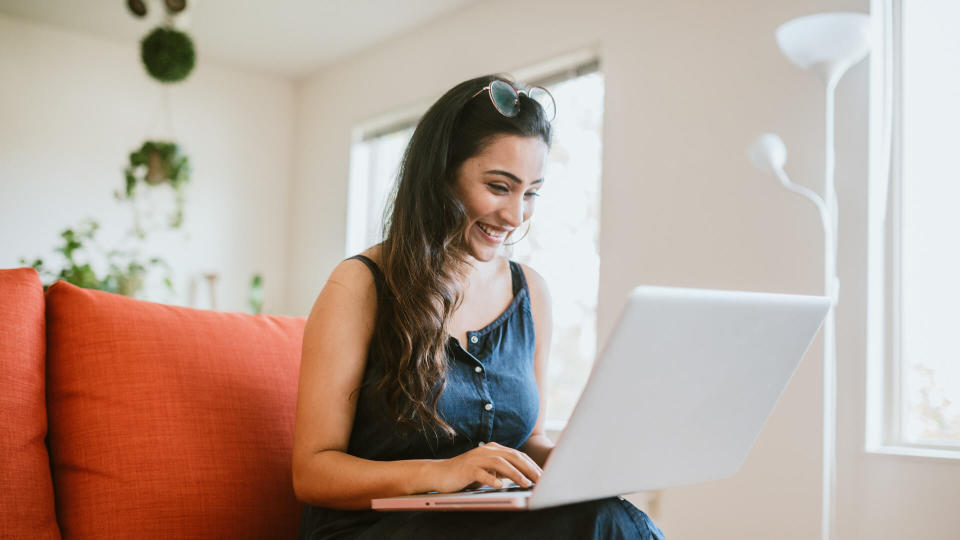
xmin=500 ymin=196 xmax=525 ymax=227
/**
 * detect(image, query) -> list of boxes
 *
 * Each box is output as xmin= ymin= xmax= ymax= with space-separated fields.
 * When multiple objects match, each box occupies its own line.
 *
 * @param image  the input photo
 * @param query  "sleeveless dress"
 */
xmin=298 ymin=255 xmax=666 ymax=540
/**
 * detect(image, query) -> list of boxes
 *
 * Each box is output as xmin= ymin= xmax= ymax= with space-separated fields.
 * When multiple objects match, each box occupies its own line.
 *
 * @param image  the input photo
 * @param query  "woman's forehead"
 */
xmin=469 ymin=135 xmax=547 ymax=180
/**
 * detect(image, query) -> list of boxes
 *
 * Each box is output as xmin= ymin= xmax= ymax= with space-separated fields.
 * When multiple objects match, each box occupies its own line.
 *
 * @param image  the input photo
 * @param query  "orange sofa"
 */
xmin=1 ymin=267 xmax=306 ymax=539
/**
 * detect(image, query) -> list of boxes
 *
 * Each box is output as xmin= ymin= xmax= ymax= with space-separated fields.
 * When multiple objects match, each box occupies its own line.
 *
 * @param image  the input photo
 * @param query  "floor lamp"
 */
xmin=747 ymin=12 xmax=871 ymax=540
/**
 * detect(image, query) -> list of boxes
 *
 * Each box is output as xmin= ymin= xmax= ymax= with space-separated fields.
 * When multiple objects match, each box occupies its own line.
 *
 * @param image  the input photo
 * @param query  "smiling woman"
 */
xmin=349 ymin=66 xmax=605 ymax=429
xmin=292 ymin=75 xmax=665 ymax=539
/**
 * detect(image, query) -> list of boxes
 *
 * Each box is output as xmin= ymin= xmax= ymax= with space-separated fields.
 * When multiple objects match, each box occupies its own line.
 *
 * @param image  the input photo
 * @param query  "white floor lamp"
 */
xmin=747 ymin=12 xmax=871 ymax=540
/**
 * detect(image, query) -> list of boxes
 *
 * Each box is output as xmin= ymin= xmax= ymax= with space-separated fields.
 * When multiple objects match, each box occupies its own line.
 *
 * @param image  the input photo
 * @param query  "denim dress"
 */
xmin=298 ymin=255 xmax=666 ymax=540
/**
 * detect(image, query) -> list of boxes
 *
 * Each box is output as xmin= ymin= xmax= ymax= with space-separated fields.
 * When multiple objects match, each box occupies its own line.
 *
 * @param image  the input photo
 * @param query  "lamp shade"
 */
xmin=748 ymin=133 xmax=787 ymax=174
xmin=775 ymin=12 xmax=871 ymax=83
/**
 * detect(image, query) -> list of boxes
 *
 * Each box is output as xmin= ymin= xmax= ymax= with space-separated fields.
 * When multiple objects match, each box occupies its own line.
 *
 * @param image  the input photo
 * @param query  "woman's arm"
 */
xmin=292 ymin=258 xmax=397 ymax=508
xmin=518 ymin=263 xmax=556 ymax=469
xmin=519 ymin=434 xmax=554 ymax=469
xmin=295 ymin=450 xmax=438 ymax=509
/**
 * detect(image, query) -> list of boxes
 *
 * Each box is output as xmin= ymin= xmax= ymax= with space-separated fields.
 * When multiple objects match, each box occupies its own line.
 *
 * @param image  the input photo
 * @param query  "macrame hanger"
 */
xmin=146 ymin=84 xmax=176 ymax=142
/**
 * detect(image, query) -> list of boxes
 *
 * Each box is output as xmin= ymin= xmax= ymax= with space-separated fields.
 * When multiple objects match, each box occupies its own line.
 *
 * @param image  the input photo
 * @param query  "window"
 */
xmin=346 ymin=60 xmax=605 ymax=428
xmin=867 ymin=0 xmax=960 ymax=457
xmin=506 ymin=67 xmax=604 ymax=427
xmin=346 ymin=121 xmax=416 ymax=254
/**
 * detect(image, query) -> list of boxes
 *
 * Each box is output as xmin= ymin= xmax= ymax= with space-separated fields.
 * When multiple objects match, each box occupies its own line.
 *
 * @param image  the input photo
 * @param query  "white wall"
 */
xmin=288 ymin=0 xmax=959 ymax=538
xmin=0 ymin=13 xmax=295 ymax=314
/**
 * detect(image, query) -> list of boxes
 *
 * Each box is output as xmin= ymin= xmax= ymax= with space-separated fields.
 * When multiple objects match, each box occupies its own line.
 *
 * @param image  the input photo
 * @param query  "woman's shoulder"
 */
xmin=357 ymin=244 xmax=383 ymax=266
xmin=514 ymin=260 xmax=551 ymax=307
xmin=514 ymin=261 xmax=548 ymax=292
xmin=326 ymin=245 xmax=383 ymax=300
xmin=513 ymin=261 xmax=552 ymax=340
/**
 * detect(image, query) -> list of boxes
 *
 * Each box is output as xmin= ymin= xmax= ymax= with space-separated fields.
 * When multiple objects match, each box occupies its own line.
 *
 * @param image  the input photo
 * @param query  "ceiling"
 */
xmin=0 ymin=0 xmax=480 ymax=79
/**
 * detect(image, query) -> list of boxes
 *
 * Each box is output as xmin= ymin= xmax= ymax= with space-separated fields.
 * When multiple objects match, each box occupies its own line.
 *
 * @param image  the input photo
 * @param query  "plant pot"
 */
xmin=116 ymin=269 xmax=146 ymax=297
xmin=146 ymin=150 xmax=169 ymax=184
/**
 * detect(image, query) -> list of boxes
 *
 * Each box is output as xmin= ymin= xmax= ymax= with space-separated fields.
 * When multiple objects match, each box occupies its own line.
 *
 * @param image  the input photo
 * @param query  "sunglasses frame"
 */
xmin=471 ymin=79 xmax=557 ymax=123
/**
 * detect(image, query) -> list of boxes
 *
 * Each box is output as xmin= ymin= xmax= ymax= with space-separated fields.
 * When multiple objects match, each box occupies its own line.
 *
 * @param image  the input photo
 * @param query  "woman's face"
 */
xmin=453 ymin=135 xmax=548 ymax=263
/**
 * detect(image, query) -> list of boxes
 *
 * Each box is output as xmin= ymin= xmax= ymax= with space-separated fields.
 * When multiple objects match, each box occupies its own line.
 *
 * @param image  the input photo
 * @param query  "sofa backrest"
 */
xmin=43 ymin=279 xmax=306 ymax=538
xmin=0 ymin=268 xmax=61 ymax=539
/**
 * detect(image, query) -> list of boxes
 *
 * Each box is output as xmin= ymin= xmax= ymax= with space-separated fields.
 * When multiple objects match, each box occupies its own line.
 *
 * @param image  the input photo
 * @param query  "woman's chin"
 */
xmin=467 ymin=242 xmax=499 ymax=262
xmin=466 ymin=227 xmax=504 ymax=262
xmin=471 ymin=250 xmax=498 ymax=262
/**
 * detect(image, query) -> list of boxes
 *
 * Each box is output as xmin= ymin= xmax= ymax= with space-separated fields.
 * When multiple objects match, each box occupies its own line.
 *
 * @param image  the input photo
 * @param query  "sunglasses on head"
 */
xmin=471 ymin=79 xmax=557 ymax=123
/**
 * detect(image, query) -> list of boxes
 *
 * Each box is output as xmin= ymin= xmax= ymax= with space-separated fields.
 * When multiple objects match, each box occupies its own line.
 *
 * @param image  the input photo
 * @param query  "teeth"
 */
xmin=478 ymin=223 xmax=505 ymax=238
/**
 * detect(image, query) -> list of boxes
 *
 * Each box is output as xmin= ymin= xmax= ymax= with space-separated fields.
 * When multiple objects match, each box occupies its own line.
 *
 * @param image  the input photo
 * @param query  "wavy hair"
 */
xmin=361 ymin=75 xmax=552 ymax=439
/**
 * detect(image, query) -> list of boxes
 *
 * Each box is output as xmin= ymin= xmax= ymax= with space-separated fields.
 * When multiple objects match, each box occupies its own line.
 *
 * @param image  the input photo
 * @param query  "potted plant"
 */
xmin=117 ymin=140 xmax=190 ymax=232
xmin=249 ymin=273 xmax=265 ymax=314
xmin=20 ymin=218 xmax=173 ymax=297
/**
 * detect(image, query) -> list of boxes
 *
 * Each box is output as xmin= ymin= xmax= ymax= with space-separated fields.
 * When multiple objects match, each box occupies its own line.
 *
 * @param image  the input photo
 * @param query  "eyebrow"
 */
xmin=483 ymin=169 xmax=544 ymax=186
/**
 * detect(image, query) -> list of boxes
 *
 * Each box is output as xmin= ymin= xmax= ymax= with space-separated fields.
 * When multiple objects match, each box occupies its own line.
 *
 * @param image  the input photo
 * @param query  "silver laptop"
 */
xmin=372 ymin=285 xmax=831 ymax=511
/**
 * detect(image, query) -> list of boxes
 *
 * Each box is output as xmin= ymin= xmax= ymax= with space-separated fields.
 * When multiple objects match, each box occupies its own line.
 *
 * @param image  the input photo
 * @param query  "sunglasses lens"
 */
xmin=526 ymin=87 xmax=556 ymax=122
xmin=489 ymin=80 xmax=519 ymax=117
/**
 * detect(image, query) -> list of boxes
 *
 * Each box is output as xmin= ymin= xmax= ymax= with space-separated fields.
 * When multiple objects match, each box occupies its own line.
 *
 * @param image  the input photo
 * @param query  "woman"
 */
xmin=293 ymin=75 xmax=666 ymax=539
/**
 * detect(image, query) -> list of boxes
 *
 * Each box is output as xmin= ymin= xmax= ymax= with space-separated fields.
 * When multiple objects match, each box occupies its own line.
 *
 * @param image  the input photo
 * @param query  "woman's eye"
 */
xmin=525 ymin=191 xmax=541 ymax=199
xmin=488 ymin=184 xmax=509 ymax=193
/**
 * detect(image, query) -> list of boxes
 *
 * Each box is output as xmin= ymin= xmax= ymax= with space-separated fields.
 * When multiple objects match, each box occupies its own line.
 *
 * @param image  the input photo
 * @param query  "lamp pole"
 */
xmin=748 ymin=12 xmax=871 ymax=540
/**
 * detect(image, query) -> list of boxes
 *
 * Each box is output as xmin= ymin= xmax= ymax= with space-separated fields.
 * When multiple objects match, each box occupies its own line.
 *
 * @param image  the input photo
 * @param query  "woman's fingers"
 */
xmin=504 ymin=451 xmax=540 ymax=484
xmin=487 ymin=455 xmax=533 ymax=487
xmin=476 ymin=467 xmax=503 ymax=489
xmin=485 ymin=443 xmax=542 ymax=482
xmin=512 ymin=448 xmax=543 ymax=478
xmin=468 ymin=442 xmax=542 ymax=490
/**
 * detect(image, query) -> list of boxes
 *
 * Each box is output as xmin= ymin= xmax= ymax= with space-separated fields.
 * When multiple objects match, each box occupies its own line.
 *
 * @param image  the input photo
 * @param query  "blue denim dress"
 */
xmin=298 ymin=255 xmax=666 ymax=539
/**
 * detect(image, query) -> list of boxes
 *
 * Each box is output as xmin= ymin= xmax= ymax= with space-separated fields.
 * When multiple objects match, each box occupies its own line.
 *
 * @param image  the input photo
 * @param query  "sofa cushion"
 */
xmin=45 ymin=280 xmax=305 ymax=539
xmin=0 ymin=268 xmax=61 ymax=539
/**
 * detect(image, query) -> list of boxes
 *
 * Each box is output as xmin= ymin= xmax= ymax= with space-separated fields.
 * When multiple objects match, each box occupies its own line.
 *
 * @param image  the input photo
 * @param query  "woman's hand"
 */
xmin=423 ymin=442 xmax=543 ymax=493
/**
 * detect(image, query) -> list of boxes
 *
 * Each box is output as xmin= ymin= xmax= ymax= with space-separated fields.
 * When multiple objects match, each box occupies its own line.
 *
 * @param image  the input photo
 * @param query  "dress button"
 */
xmin=484 ymin=402 xmax=493 ymax=411
xmin=474 ymin=366 xmax=482 ymax=373
xmin=470 ymin=335 xmax=479 ymax=344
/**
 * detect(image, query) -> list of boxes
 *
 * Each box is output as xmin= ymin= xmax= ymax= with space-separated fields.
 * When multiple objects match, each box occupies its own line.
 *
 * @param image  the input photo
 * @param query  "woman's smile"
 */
xmin=475 ymin=222 xmax=511 ymax=244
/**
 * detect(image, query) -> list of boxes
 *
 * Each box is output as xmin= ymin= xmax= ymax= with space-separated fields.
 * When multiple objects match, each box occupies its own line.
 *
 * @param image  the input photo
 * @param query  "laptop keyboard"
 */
xmin=462 ymin=482 xmax=535 ymax=493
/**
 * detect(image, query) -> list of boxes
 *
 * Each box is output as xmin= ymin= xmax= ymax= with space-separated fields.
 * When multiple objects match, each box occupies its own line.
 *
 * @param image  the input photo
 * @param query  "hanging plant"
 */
xmin=141 ymin=26 xmax=195 ymax=83
xmin=117 ymin=141 xmax=190 ymax=231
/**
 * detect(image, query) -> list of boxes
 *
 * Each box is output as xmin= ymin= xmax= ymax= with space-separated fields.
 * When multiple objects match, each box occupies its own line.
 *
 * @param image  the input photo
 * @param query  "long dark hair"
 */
xmin=364 ymin=74 xmax=552 ymax=438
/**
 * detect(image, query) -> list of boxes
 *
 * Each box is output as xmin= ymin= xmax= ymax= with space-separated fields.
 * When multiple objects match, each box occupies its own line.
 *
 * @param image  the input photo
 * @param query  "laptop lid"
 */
xmin=528 ymin=285 xmax=831 ymax=510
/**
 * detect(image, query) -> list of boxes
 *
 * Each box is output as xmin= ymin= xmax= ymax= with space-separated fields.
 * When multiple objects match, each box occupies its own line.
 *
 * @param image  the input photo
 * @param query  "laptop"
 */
xmin=372 ymin=285 xmax=831 ymax=511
